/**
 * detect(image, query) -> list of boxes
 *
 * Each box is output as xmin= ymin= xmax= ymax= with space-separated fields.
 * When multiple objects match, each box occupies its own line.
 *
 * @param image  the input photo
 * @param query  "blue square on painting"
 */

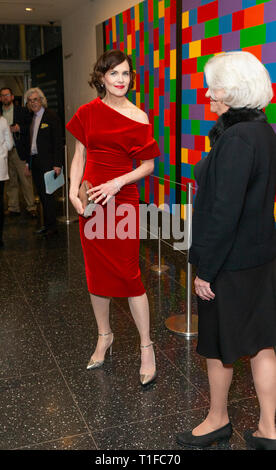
xmin=181 ymin=163 xmax=191 ymax=178
xmin=182 ymin=89 xmax=197 ymax=104
xmin=189 ymin=9 xmax=197 ymax=26
xmin=182 ymin=43 xmax=189 ymax=59
xmin=266 ymin=22 xmax=276 ymax=44
xmin=219 ymin=15 xmax=232 ymax=35
xmin=182 ymin=120 xmax=192 ymax=134
xmin=266 ymin=63 xmax=276 ymax=82
xmin=200 ymin=0 xmax=215 ymax=4
xmin=242 ymin=0 xmax=256 ymax=8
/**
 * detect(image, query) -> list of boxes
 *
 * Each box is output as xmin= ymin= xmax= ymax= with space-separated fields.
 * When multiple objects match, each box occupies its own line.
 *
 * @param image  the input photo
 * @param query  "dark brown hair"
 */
xmin=89 ymin=49 xmax=135 ymax=95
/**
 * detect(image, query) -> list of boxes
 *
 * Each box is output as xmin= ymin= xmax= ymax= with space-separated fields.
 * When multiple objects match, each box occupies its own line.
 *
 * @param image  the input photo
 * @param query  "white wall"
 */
xmin=61 ymin=0 xmax=139 ymax=158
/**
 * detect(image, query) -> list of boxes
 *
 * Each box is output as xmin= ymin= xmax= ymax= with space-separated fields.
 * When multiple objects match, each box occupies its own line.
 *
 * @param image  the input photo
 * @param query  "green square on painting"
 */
xmin=182 ymin=104 xmax=189 ymax=119
xmin=197 ymin=54 xmax=213 ymax=72
xmin=205 ymin=18 xmax=219 ymax=38
xmin=165 ymin=0 xmax=170 ymax=7
xmin=144 ymin=31 xmax=149 ymax=55
xmin=240 ymin=24 xmax=266 ymax=48
xmin=265 ymin=103 xmax=276 ymax=123
xmin=191 ymin=120 xmax=200 ymax=135
xmin=170 ymin=79 xmax=176 ymax=102
xmin=165 ymin=127 xmax=170 ymax=153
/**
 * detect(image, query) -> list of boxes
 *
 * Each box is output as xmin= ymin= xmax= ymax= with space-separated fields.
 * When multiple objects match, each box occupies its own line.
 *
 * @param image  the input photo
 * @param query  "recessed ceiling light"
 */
xmin=25 ymin=7 xmax=34 ymax=12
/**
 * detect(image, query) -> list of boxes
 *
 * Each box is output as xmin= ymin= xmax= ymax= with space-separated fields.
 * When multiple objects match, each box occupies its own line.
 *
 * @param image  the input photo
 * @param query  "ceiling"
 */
xmin=0 ymin=0 xmax=92 ymax=25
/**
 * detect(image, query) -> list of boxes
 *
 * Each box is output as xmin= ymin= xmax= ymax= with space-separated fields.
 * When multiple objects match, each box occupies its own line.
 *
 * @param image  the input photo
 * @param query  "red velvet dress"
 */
xmin=66 ymin=97 xmax=160 ymax=297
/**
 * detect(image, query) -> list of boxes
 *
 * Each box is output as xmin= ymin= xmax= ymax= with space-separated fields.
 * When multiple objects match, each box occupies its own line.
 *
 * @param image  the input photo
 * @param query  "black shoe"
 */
xmin=244 ymin=430 xmax=276 ymax=450
xmin=5 ymin=210 xmax=20 ymax=216
xmin=27 ymin=210 xmax=38 ymax=218
xmin=44 ymin=228 xmax=58 ymax=237
xmin=34 ymin=226 xmax=47 ymax=235
xmin=176 ymin=422 xmax=233 ymax=449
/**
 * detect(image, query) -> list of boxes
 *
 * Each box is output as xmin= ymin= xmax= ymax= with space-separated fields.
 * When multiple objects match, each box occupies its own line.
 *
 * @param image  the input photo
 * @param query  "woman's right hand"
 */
xmin=70 ymin=194 xmax=84 ymax=215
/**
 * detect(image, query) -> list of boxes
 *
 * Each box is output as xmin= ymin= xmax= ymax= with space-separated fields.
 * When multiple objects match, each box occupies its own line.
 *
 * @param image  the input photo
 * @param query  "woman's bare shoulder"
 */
xmin=127 ymin=101 xmax=149 ymax=124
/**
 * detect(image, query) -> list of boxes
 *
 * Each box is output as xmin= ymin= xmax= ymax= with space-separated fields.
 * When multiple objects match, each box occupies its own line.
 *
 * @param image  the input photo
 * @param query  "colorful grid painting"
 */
xmin=181 ymin=0 xmax=276 ymax=217
xmin=104 ymin=0 xmax=177 ymax=213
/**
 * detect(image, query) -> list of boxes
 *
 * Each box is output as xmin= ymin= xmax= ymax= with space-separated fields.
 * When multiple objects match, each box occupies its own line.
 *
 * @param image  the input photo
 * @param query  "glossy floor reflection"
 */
xmin=0 ymin=210 xmax=259 ymax=450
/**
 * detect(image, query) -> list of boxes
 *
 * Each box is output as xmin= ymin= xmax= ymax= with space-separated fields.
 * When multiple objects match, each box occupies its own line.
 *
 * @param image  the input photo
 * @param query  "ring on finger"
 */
xmin=102 ymin=193 xmax=106 ymax=198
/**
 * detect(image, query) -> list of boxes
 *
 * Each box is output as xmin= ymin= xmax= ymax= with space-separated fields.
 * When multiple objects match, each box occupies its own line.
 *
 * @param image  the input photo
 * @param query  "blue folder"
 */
xmin=44 ymin=168 xmax=65 ymax=194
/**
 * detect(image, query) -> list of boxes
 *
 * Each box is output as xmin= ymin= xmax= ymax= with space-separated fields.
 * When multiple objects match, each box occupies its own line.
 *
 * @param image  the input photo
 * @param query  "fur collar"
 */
xmin=208 ymin=108 xmax=267 ymax=147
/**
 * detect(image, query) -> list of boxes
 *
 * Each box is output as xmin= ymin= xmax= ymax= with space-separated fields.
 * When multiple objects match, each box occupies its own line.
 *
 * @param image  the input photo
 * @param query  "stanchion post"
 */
xmin=57 ymin=145 xmax=78 ymax=224
xmin=165 ymin=182 xmax=198 ymax=338
xmin=151 ymin=226 xmax=169 ymax=274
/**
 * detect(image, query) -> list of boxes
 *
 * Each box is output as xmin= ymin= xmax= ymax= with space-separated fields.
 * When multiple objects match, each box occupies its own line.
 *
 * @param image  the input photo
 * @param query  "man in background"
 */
xmin=0 ymin=87 xmax=37 ymax=217
xmin=25 ymin=87 xmax=63 ymax=237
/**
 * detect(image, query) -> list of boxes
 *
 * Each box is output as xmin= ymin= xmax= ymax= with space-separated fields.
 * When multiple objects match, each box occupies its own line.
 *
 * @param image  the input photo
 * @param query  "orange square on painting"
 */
xmin=191 ymin=72 xmax=204 ymax=89
xmin=242 ymin=45 xmax=262 ymax=62
xmin=188 ymin=149 xmax=201 ymax=165
xmin=244 ymin=4 xmax=264 ymax=29
xmin=205 ymin=104 xmax=217 ymax=121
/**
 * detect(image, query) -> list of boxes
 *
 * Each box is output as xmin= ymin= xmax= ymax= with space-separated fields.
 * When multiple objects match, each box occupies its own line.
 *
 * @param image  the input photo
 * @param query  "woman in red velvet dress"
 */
xmin=66 ymin=50 xmax=160 ymax=386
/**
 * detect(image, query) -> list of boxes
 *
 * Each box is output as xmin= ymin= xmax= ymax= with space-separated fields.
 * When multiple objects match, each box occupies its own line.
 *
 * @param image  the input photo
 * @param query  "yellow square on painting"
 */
xmin=159 ymin=184 xmax=164 ymax=206
xmin=112 ymin=16 xmax=116 ymax=42
xmin=181 ymin=148 xmax=188 ymax=163
xmin=189 ymin=40 xmax=201 ymax=58
xmin=182 ymin=11 xmax=189 ymax=29
xmin=127 ymin=35 xmax=132 ymax=55
xmin=170 ymin=50 xmax=176 ymax=79
xmin=154 ymin=50 xmax=159 ymax=68
xmin=159 ymin=0 xmax=165 ymax=18
xmin=205 ymin=136 xmax=211 ymax=152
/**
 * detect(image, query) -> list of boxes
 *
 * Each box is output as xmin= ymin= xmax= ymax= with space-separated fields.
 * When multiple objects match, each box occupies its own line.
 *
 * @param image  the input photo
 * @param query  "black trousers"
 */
xmin=0 ymin=181 xmax=4 ymax=241
xmin=31 ymin=159 xmax=56 ymax=230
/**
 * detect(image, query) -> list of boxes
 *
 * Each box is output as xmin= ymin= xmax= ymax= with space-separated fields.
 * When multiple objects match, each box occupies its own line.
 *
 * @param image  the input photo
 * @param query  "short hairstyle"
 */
xmin=204 ymin=51 xmax=273 ymax=109
xmin=24 ymin=87 xmax=48 ymax=108
xmin=89 ymin=49 xmax=135 ymax=95
xmin=0 ymin=87 xmax=13 ymax=95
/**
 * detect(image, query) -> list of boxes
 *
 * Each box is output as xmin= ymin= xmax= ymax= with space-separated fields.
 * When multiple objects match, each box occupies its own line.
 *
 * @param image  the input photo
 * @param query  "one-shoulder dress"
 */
xmin=66 ymin=97 xmax=160 ymax=297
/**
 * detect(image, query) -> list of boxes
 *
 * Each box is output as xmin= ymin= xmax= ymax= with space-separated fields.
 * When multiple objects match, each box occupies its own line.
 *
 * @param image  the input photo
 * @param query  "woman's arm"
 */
xmin=69 ymin=139 xmax=86 ymax=214
xmin=88 ymin=159 xmax=154 ymax=205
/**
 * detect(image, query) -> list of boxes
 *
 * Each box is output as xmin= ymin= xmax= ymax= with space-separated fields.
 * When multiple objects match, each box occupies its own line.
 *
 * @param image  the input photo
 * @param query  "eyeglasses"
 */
xmin=0 ymin=93 xmax=11 ymax=98
xmin=27 ymin=97 xmax=41 ymax=104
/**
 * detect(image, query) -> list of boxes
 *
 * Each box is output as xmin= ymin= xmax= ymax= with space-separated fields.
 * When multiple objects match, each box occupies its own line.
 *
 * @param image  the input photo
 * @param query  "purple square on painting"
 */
xmin=192 ymin=23 xmax=205 ymax=42
xmin=182 ymin=0 xmax=201 ymax=12
xmin=222 ymin=31 xmax=240 ymax=52
xmin=264 ymin=0 xmax=276 ymax=23
xmin=182 ymin=134 xmax=194 ymax=149
xmin=189 ymin=104 xmax=205 ymax=120
xmin=182 ymin=74 xmax=191 ymax=89
xmin=218 ymin=0 xmax=242 ymax=16
xmin=262 ymin=42 xmax=276 ymax=64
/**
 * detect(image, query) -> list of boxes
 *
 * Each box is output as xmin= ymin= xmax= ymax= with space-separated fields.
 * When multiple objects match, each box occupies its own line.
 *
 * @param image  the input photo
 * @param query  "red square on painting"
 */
xmin=232 ymin=10 xmax=244 ymax=31
xmin=197 ymin=88 xmax=209 ymax=104
xmin=205 ymin=104 xmax=217 ymax=121
xmin=198 ymin=1 xmax=218 ymax=23
xmin=182 ymin=57 xmax=197 ymax=74
xmin=201 ymin=36 xmax=222 ymax=55
xmin=194 ymin=136 xmax=206 ymax=152
xmin=271 ymin=84 xmax=276 ymax=104
xmin=182 ymin=26 xmax=192 ymax=44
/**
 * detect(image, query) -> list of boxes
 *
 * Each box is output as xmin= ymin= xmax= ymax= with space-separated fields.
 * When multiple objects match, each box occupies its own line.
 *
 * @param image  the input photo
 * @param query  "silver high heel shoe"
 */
xmin=140 ymin=342 xmax=157 ymax=386
xmin=87 ymin=331 xmax=114 ymax=370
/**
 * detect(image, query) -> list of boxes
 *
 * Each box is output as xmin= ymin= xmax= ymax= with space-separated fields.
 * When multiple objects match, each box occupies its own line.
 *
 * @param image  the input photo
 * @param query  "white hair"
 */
xmin=204 ymin=51 xmax=273 ymax=109
xmin=24 ymin=87 xmax=48 ymax=108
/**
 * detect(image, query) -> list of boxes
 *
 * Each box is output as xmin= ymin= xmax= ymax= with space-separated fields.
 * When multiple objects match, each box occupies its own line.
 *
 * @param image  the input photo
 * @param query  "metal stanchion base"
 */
xmin=57 ymin=196 xmax=66 ymax=202
xmin=151 ymin=264 xmax=169 ymax=273
xmin=165 ymin=314 xmax=198 ymax=338
xmin=57 ymin=215 xmax=79 ymax=224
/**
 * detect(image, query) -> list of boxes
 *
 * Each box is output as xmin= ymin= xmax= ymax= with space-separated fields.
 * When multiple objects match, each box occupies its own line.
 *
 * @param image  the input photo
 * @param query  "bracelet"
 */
xmin=114 ymin=178 xmax=121 ymax=192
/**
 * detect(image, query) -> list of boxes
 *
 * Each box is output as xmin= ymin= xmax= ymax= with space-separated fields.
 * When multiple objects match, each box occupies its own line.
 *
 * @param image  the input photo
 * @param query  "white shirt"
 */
xmin=2 ymin=104 xmax=15 ymax=146
xmin=0 ymin=116 xmax=13 ymax=181
xmin=31 ymin=107 xmax=45 ymax=155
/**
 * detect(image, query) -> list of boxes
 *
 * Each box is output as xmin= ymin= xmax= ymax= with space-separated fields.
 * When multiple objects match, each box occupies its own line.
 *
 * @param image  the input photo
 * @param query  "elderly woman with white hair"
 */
xmin=176 ymin=51 xmax=276 ymax=450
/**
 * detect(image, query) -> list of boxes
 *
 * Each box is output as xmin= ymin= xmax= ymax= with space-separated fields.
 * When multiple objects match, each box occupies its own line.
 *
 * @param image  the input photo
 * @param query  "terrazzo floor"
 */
xmin=0 ymin=205 xmax=263 ymax=451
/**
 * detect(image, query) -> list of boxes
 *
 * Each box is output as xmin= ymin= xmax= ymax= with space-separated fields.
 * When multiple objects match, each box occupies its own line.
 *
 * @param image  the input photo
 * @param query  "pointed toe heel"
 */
xmin=86 ymin=331 xmax=113 ymax=370
xmin=140 ymin=342 xmax=157 ymax=387
xmin=244 ymin=430 xmax=276 ymax=450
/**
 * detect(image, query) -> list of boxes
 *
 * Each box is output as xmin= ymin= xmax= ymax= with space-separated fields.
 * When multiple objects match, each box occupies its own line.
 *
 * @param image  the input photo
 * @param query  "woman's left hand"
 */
xmin=194 ymin=276 xmax=215 ymax=301
xmin=87 ymin=179 xmax=122 ymax=205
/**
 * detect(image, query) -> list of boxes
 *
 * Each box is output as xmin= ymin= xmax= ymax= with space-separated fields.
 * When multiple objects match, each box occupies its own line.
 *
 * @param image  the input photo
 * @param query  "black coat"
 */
xmin=0 ymin=103 xmax=32 ymax=161
xmin=189 ymin=108 xmax=276 ymax=283
xmin=27 ymin=108 xmax=63 ymax=171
